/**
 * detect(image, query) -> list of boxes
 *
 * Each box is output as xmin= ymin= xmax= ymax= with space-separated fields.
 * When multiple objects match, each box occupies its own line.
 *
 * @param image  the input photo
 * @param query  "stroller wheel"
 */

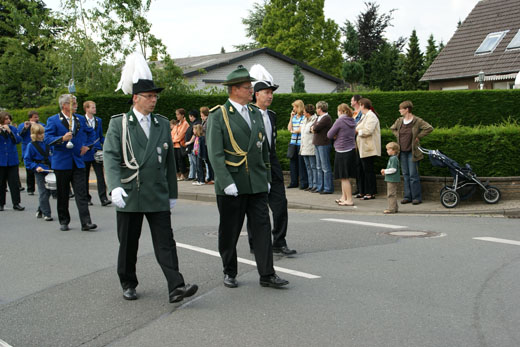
xmin=439 ymin=186 xmax=450 ymax=196
xmin=483 ymin=186 xmax=501 ymax=204
xmin=441 ymin=190 xmax=459 ymax=208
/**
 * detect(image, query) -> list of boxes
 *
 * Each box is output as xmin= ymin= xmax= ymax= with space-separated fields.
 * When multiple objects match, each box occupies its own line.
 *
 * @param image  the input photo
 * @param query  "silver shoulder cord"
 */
xmin=120 ymin=113 xmax=140 ymax=189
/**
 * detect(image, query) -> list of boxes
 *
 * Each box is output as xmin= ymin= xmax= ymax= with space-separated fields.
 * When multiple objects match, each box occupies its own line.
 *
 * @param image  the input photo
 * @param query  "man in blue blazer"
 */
xmin=82 ymin=101 xmax=110 ymax=206
xmin=44 ymin=94 xmax=97 ymax=231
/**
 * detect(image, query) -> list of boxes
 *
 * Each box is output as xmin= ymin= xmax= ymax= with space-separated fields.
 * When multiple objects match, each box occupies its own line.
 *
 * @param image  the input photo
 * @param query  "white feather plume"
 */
xmin=115 ymin=52 xmax=153 ymax=94
xmin=249 ymin=64 xmax=274 ymax=86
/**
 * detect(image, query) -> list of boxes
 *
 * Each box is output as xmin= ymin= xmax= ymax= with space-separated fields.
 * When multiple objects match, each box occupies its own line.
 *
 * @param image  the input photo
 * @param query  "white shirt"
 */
xmin=260 ymin=108 xmax=272 ymax=147
xmin=229 ymin=99 xmax=251 ymax=128
xmin=133 ymin=107 xmax=150 ymax=138
xmin=86 ymin=115 xmax=95 ymax=128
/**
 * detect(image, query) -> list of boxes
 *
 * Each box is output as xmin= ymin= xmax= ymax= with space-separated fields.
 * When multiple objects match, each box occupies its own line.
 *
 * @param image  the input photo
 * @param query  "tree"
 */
xmin=341 ymin=61 xmax=364 ymax=91
xmin=424 ymin=34 xmax=439 ymax=70
xmin=220 ymin=46 xmax=226 ymax=54
xmin=356 ymin=2 xmax=395 ymax=61
xmin=235 ymin=0 xmax=266 ymax=51
xmin=292 ymin=65 xmax=306 ymax=93
xmin=367 ymin=41 xmax=403 ymax=91
xmin=257 ymin=0 xmax=342 ymax=76
xmin=0 ymin=0 xmax=62 ymax=108
xmin=402 ymin=29 xmax=425 ymax=90
xmin=341 ymin=20 xmax=359 ymax=61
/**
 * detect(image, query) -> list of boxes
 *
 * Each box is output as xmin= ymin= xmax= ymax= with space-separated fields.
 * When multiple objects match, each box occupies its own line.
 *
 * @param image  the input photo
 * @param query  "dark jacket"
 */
xmin=312 ymin=113 xmax=332 ymax=146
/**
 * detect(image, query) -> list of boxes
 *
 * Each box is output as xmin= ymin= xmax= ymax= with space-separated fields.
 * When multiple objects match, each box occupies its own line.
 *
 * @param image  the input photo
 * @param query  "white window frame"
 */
xmin=506 ymin=29 xmax=520 ymax=50
xmin=475 ymin=31 xmax=509 ymax=54
xmin=442 ymin=85 xmax=469 ymax=91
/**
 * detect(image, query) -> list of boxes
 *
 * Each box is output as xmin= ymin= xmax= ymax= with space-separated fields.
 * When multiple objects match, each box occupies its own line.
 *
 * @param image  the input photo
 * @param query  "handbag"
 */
xmin=286 ymin=144 xmax=297 ymax=159
xmin=180 ymin=145 xmax=188 ymax=157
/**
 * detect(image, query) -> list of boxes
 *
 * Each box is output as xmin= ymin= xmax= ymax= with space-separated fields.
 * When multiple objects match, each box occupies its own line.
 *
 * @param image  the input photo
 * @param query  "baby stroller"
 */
xmin=418 ymin=147 xmax=501 ymax=208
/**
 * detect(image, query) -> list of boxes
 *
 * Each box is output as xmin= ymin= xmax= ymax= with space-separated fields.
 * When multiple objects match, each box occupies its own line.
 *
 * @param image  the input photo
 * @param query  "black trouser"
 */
xmin=26 ymin=168 xmax=35 ymax=193
xmin=355 ymin=148 xmax=365 ymax=195
xmin=247 ymin=160 xmax=288 ymax=249
xmin=174 ymin=147 xmax=187 ymax=174
xmin=84 ymin=160 xmax=107 ymax=203
xmin=217 ymin=193 xmax=274 ymax=278
xmin=360 ymin=155 xmax=377 ymax=196
xmin=0 ymin=165 xmax=21 ymax=206
xmin=116 ymin=211 xmax=185 ymax=293
xmin=55 ymin=165 xmax=91 ymax=226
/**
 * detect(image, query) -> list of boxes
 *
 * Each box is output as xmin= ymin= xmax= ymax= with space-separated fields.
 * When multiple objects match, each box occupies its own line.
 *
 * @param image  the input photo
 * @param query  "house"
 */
xmin=173 ymin=47 xmax=343 ymax=93
xmin=421 ymin=0 xmax=520 ymax=90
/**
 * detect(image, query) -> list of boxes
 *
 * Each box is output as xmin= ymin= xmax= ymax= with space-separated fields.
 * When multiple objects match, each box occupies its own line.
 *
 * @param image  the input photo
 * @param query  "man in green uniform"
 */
xmin=104 ymin=77 xmax=198 ymax=303
xmin=206 ymin=65 xmax=289 ymax=289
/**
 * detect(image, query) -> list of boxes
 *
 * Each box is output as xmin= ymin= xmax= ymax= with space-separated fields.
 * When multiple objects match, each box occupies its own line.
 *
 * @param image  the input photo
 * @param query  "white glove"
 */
xmin=268 ymin=183 xmax=271 ymax=194
xmin=224 ymin=183 xmax=238 ymax=197
xmin=169 ymin=199 xmax=177 ymax=209
xmin=111 ymin=187 xmax=128 ymax=208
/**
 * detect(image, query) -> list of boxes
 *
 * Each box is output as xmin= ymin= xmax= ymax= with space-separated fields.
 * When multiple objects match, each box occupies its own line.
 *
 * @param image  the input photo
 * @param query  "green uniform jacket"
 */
xmin=206 ymin=100 xmax=271 ymax=195
xmin=103 ymin=110 xmax=178 ymax=212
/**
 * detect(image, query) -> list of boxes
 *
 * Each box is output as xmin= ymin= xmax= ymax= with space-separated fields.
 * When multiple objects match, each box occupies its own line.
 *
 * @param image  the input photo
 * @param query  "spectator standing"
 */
xmin=390 ymin=100 xmax=433 ymax=205
xmin=200 ymin=106 xmax=214 ymax=184
xmin=327 ymin=103 xmax=356 ymax=206
xmin=184 ymin=110 xmax=201 ymax=181
xmin=355 ymin=98 xmax=381 ymax=200
xmin=171 ymin=108 xmax=189 ymax=180
xmin=350 ymin=94 xmax=365 ymax=198
xmin=191 ymin=124 xmax=205 ymax=186
xmin=311 ymin=101 xmax=333 ymax=194
xmin=300 ymin=104 xmax=317 ymax=192
xmin=82 ymin=101 xmax=111 ymax=206
xmin=0 ymin=111 xmax=24 ymax=211
xmin=23 ymin=123 xmax=53 ymax=220
xmin=381 ymin=142 xmax=401 ymax=214
xmin=287 ymin=100 xmax=307 ymax=189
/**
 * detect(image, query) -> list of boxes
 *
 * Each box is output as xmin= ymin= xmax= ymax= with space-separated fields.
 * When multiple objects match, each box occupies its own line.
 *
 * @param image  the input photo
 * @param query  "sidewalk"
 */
xmin=177 ymin=179 xmax=520 ymax=217
xmin=18 ymin=169 xmax=520 ymax=217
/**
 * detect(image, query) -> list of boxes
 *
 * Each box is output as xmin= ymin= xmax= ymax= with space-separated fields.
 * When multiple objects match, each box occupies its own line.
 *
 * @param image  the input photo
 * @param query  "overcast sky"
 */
xmin=44 ymin=0 xmax=480 ymax=58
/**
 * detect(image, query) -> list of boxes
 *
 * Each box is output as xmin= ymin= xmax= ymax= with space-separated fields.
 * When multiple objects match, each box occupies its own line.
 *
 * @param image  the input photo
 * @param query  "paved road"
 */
xmin=1 ymin=194 xmax=520 ymax=346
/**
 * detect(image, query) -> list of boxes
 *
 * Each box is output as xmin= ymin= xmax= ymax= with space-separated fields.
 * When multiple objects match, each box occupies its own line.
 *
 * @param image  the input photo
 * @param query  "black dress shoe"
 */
xmin=169 ymin=284 xmax=198 ymax=303
xmin=28 ymin=191 xmax=34 ymax=196
xmin=273 ymin=246 xmax=297 ymax=256
xmin=260 ymin=274 xmax=289 ymax=288
xmin=0 ymin=205 xmax=4 ymax=211
xmin=88 ymin=201 xmax=93 ymax=206
xmin=60 ymin=224 xmax=69 ymax=231
xmin=101 ymin=199 xmax=112 ymax=206
xmin=19 ymin=187 xmax=25 ymax=192
xmin=123 ymin=288 xmax=137 ymax=300
xmin=81 ymin=223 xmax=97 ymax=231
xmin=13 ymin=204 xmax=25 ymax=211
xmin=223 ymin=274 xmax=238 ymax=288
xmin=286 ymin=185 xmax=298 ymax=189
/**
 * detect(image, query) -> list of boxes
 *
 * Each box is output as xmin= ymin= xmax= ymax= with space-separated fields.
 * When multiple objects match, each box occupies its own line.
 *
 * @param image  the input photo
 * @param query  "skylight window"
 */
xmin=506 ymin=29 xmax=520 ymax=50
xmin=475 ymin=31 xmax=508 ymax=54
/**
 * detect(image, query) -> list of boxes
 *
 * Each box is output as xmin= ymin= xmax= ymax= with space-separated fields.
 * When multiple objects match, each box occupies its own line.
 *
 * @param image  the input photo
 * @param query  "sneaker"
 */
xmin=36 ymin=210 xmax=43 ymax=218
xmin=44 ymin=216 xmax=53 ymax=221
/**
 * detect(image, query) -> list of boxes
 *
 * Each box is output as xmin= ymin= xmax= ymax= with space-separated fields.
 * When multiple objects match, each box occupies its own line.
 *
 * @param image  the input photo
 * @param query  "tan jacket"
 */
xmin=390 ymin=116 xmax=433 ymax=162
xmin=355 ymin=110 xmax=381 ymax=158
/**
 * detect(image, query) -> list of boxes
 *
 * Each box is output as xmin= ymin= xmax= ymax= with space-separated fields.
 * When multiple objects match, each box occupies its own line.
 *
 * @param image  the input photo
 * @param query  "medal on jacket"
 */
xmin=157 ymin=147 xmax=162 ymax=163
xmin=163 ymin=142 xmax=168 ymax=150
xmin=257 ymin=132 xmax=263 ymax=149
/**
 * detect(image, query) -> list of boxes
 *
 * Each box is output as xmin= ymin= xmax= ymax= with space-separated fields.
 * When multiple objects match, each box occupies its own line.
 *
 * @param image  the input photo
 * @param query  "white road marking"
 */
xmin=0 ymin=339 xmax=13 ymax=347
xmin=177 ymin=242 xmax=321 ymax=279
xmin=322 ymin=218 xmax=407 ymax=230
xmin=473 ymin=237 xmax=520 ymax=246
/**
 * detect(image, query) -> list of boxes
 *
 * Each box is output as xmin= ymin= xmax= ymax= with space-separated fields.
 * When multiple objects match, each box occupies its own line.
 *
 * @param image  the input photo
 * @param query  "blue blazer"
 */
xmin=82 ymin=116 xmax=104 ymax=162
xmin=17 ymin=122 xmax=45 ymax=156
xmin=24 ymin=141 xmax=51 ymax=171
xmin=44 ymin=112 xmax=95 ymax=170
xmin=0 ymin=125 xmax=22 ymax=166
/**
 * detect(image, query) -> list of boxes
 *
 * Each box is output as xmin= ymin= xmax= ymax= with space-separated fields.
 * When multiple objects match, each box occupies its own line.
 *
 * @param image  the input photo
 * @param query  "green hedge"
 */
xmin=276 ymin=124 xmax=520 ymax=177
xmin=8 ymin=89 xmax=520 ymax=134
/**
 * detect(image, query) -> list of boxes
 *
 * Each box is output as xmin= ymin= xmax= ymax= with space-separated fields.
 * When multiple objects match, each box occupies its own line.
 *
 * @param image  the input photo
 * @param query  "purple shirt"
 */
xmin=327 ymin=115 xmax=356 ymax=152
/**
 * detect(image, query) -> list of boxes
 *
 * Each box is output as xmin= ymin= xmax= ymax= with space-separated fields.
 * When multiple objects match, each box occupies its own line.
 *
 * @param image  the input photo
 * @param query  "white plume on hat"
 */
xmin=249 ymin=64 xmax=275 ymax=87
xmin=115 ymin=52 xmax=153 ymax=94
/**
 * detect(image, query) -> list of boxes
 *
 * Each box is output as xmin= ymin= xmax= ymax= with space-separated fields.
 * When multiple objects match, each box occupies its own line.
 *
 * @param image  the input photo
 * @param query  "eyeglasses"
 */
xmin=239 ymin=85 xmax=254 ymax=91
xmin=138 ymin=93 xmax=160 ymax=100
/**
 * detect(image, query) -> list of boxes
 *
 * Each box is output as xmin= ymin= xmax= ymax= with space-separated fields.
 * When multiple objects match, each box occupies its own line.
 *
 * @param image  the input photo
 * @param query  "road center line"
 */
xmin=322 ymin=218 xmax=407 ymax=229
xmin=473 ymin=237 xmax=520 ymax=246
xmin=0 ymin=339 xmax=13 ymax=347
xmin=177 ymin=242 xmax=321 ymax=279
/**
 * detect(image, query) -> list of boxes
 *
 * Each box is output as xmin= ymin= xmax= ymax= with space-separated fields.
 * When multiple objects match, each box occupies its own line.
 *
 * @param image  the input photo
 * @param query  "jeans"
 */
xmin=400 ymin=151 xmax=422 ymax=202
xmin=302 ymin=155 xmax=317 ymax=189
xmin=35 ymin=172 xmax=51 ymax=217
xmin=195 ymin=155 xmax=205 ymax=183
xmin=315 ymin=144 xmax=333 ymax=193
xmin=188 ymin=152 xmax=197 ymax=179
